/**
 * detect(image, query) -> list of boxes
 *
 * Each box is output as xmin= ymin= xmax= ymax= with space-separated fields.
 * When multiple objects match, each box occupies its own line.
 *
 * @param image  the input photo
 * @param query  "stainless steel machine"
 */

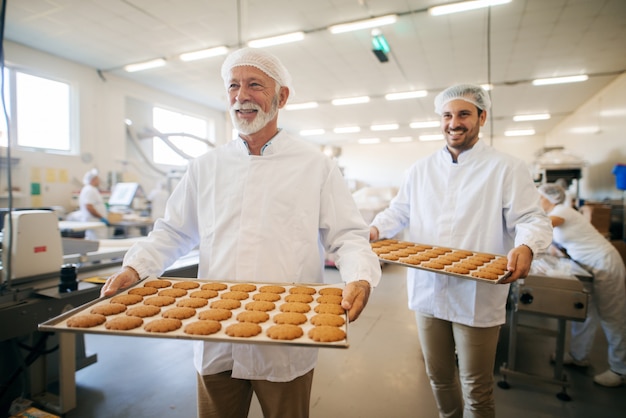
xmin=498 ymin=254 xmax=592 ymax=401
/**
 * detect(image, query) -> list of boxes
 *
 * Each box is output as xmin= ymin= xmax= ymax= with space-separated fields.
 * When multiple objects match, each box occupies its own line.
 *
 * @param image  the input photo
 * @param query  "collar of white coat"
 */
xmin=442 ymin=138 xmax=485 ymax=164
xmin=238 ymin=128 xmax=284 ymax=156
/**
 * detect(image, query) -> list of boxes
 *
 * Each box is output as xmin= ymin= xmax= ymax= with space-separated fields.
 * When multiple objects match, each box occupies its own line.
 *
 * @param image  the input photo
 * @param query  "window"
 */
xmin=152 ymin=107 xmax=211 ymax=166
xmin=1 ymin=68 xmax=74 ymax=152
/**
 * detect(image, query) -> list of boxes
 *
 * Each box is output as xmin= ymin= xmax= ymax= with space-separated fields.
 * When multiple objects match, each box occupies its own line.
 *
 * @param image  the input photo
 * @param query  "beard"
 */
xmin=230 ymin=95 xmax=279 ymax=135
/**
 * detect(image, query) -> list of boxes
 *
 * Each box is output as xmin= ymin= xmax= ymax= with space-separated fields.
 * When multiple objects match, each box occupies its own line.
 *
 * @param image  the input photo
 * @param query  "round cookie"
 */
xmin=445 ymin=266 xmax=470 ymax=275
xmin=470 ymin=270 xmax=499 ymax=281
xmin=310 ymin=313 xmax=346 ymax=327
xmin=110 ymin=294 xmax=143 ymax=306
xmin=289 ymin=286 xmax=316 ymax=295
xmin=172 ymin=281 xmax=200 ymax=290
xmin=379 ymin=253 xmax=400 ymax=261
xmin=422 ymin=261 xmax=445 ymax=270
xmin=221 ymin=291 xmax=249 ymax=301
xmin=319 ymin=287 xmax=343 ymax=297
xmin=245 ymin=301 xmax=276 ymax=312
xmin=225 ymin=322 xmax=262 ymax=338
xmin=266 ymin=324 xmax=304 ymax=340
xmin=480 ymin=265 xmax=506 ymax=275
xmin=91 ymin=303 xmax=127 ymax=316
xmin=253 ymin=292 xmax=281 ymax=302
xmin=67 ymin=313 xmax=106 ymax=328
xmin=198 ymin=308 xmax=232 ymax=321
xmin=279 ymin=302 xmax=311 ymax=313
xmin=259 ymin=285 xmax=286 ymax=294
xmin=158 ymin=288 xmax=187 ymax=298
xmin=316 ymin=295 xmax=342 ymax=305
xmin=105 ymin=316 xmax=143 ymax=331
xmin=273 ymin=312 xmax=308 ymax=325
xmin=128 ymin=287 xmax=158 ymax=296
xmin=201 ymin=282 xmax=228 ymax=291
xmin=126 ymin=305 xmax=161 ymax=318
xmin=236 ymin=311 xmax=269 ymax=324
xmin=144 ymin=318 xmax=182 ymax=333
xmin=308 ymin=325 xmax=346 ymax=342
xmin=189 ymin=290 xmax=219 ymax=299
xmin=231 ymin=283 xmax=257 ymax=292
xmin=210 ymin=299 xmax=241 ymax=310
xmin=184 ymin=320 xmax=221 ymax=336
xmin=454 ymin=262 xmax=479 ymax=271
xmin=144 ymin=279 xmax=172 ymax=289
xmin=177 ymin=298 xmax=208 ymax=308
xmin=432 ymin=257 xmax=454 ymax=266
xmin=143 ymin=295 xmax=176 ymax=307
xmin=162 ymin=307 xmax=196 ymax=320
xmin=285 ymin=293 xmax=313 ymax=303
xmin=314 ymin=304 xmax=345 ymax=315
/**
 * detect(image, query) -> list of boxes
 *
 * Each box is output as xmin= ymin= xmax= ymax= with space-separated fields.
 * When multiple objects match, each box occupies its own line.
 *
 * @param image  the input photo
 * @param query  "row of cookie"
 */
xmin=394 ymin=254 xmax=508 ymax=281
xmin=140 ymin=279 xmax=338 ymax=297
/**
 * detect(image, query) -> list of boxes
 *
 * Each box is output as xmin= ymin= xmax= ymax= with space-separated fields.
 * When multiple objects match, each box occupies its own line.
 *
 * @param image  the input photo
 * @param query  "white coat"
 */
xmin=372 ymin=140 xmax=552 ymax=327
xmin=78 ymin=184 xmax=107 ymax=240
xmin=123 ymin=131 xmax=381 ymax=381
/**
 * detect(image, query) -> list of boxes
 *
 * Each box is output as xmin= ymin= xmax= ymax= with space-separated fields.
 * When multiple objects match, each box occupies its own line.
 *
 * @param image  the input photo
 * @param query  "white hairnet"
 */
xmin=538 ymin=183 xmax=566 ymax=204
xmin=434 ymin=84 xmax=491 ymax=115
xmin=83 ymin=168 xmax=98 ymax=185
xmin=220 ymin=47 xmax=293 ymax=93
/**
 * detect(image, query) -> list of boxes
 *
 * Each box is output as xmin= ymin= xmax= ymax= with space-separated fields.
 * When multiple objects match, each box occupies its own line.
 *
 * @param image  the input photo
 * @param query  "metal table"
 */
xmin=498 ymin=254 xmax=593 ymax=401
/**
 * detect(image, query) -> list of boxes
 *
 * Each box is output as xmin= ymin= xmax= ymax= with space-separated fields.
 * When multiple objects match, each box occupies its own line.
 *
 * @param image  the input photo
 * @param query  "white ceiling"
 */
xmin=5 ymin=0 xmax=626 ymax=145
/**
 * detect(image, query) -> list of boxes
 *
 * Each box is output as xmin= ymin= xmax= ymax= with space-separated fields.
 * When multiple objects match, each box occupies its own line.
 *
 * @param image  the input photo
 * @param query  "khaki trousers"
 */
xmin=196 ymin=369 xmax=314 ymax=418
xmin=416 ymin=313 xmax=500 ymax=418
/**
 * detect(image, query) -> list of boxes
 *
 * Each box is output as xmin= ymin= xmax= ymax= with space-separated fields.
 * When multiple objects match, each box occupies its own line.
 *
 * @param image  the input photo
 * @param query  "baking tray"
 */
xmin=373 ymin=239 xmax=512 ymax=284
xmin=39 ymin=277 xmax=349 ymax=348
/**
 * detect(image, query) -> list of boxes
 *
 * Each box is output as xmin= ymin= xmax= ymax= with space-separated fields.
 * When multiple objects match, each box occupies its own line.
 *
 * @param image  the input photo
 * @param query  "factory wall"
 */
xmin=546 ymin=72 xmax=626 ymax=202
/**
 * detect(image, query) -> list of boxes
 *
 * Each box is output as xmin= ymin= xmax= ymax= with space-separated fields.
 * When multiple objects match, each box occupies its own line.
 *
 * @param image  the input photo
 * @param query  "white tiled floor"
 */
xmin=65 ymin=264 xmax=625 ymax=417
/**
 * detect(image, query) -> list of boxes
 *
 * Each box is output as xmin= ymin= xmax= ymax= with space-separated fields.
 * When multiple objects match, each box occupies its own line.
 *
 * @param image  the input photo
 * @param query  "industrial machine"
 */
xmin=532 ymin=146 xmax=586 ymax=202
xmin=498 ymin=254 xmax=592 ymax=401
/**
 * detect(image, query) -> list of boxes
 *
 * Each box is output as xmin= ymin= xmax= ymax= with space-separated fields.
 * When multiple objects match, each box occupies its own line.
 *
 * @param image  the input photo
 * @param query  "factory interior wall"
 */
xmin=546 ymin=72 xmax=626 ymax=202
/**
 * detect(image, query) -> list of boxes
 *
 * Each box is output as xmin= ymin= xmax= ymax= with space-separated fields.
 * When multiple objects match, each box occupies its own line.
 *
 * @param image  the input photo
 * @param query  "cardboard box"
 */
xmin=107 ymin=212 xmax=124 ymax=223
xmin=580 ymin=203 xmax=612 ymax=233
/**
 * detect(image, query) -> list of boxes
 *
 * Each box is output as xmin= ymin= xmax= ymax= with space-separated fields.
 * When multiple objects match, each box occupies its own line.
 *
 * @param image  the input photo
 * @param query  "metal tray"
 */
xmin=373 ymin=239 xmax=512 ymax=284
xmin=39 ymin=277 xmax=349 ymax=348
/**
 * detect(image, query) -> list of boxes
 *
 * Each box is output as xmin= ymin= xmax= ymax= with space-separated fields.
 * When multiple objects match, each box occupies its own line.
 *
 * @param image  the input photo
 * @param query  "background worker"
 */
xmin=78 ymin=168 xmax=109 ymax=240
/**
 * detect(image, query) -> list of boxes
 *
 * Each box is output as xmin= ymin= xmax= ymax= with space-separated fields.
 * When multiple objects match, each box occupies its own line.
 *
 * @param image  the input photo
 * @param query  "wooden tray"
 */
xmin=39 ymin=277 xmax=349 ymax=348
xmin=372 ymin=239 xmax=511 ymax=284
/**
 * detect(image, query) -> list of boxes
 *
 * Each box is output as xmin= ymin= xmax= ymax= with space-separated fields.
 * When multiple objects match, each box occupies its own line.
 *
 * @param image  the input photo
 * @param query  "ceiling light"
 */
xmin=247 ymin=31 xmax=305 ymax=48
xmin=300 ymin=129 xmax=325 ymax=136
xmin=532 ymin=75 xmax=588 ymax=86
xmin=385 ymin=90 xmax=428 ymax=101
xmin=358 ymin=138 xmax=381 ymax=144
xmin=331 ymin=96 xmax=370 ymax=106
xmin=334 ymin=126 xmax=361 ymax=134
xmin=179 ymin=46 xmax=228 ymax=62
xmin=124 ymin=58 xmax=166 ymax=72
xmin=371 ymin=123 xmax=399 ymax=131
xmin=429 ymin=0 xmax=512 ymax=16
xmin=328 ymin=14 xmax=398 ymax=34
xmin=513 ymin=113 xmax=551 ymax=122
xmin=410 ymin=121 xmax=440 ymax=129
xmin=390 ymin=136 xmax=412 ymax=143
xmin=285 ymin=102 xmax=319 ymax=110
xmin=419 ymin=134 xmax=444 ymax=141
xmin=504 ymin=129 xmax=536 ymax=136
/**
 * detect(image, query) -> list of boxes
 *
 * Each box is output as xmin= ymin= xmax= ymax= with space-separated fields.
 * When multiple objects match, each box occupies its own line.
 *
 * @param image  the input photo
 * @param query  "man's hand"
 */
xmin=501 ymin=245 xmax=533 ymax=284
xmin=342 ymin=280 xmax=371 ymax=322
xmin=100 ymin=266 xmax=141 ymax=297
xmin=369 ymin=226 xmax=380 ymax=242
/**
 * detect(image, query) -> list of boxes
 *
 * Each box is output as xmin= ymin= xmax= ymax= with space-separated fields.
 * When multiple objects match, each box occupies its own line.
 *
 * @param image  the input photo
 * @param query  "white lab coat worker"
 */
xmin=78 ymin=169 xmax=109 ymax=240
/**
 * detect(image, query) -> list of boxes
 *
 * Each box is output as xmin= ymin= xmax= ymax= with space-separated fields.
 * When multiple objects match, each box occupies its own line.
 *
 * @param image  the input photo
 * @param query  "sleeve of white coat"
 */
xmin=319 ymin=164 xmax=381 ymax=287
xmin=370 ymin=170 xmax=411 ymax=239
xmin=122 ymin=167 xmax=201 ymax=279
xmin=504 ymin=162 xmax=553 ymax=255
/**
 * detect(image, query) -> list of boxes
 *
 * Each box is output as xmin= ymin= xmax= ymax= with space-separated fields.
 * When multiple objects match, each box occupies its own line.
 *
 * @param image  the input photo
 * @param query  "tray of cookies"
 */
xmin=372 ymin=239 xmax=511 ymax=284
xmin=39 ymin=278 xmax=349 ymax=348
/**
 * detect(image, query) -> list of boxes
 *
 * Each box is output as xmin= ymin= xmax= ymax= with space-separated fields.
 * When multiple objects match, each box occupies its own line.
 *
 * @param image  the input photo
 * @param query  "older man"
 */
xmin=101 ymin=48 xmax=381 ymax=418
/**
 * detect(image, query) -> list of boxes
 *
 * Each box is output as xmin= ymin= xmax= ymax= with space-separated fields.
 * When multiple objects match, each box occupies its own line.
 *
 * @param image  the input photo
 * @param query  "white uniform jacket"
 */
xmin=123 ymin=131 xmax=381 ymax=381
xmin=372 ymin=140 xmax=552 ymax=327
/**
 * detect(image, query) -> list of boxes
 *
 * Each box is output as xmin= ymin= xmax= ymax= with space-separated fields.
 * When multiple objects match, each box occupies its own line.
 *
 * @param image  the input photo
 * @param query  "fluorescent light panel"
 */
xmin=504 ymin=129 xmax=536 ymax=136
xmin=513 ymin=113 xmax=551 ymax=121
xmin=390 ymin=136 xmax=412 ymax=143
xmin=385 ymin=90 xmax=428 ymax=101
xmin=410 ymin=121 xmax=440 ymax=129
xmin=285 ymin=102 xmax=319 ymax=110
xmin=532 ymin=75 xmax=588 ymax=86
xmin=247 ymin=31 xmax=305 ymax=48
xmin=179 ymin=46 xmax=228 ymax=62
xmin=334 ymin=126 xmax=361 ymax=134
xmin=371 ymin=123 xmax=399 ymax=131
xmin=124 ymin=58 xmax=166 ymax=72
xmin=331 ymin=96 xmax=370 ymax=106
xmin=329 ymin=14 xmax=398 ymax=34
xmin=429 ymin=0 xmax=512 ymax=16
xmin=300 ymin=129 xmax=325 ymax=136
xmin=358 ymin=138 xmax=381 ymax=144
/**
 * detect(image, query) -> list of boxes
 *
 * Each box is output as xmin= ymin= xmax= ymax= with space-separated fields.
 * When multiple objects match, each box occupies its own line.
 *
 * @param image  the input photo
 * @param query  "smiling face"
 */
xmin=227 ymin=65 xmax=288 ymax=139
xmin=440 ymin=99 xmax=487 ymax=159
